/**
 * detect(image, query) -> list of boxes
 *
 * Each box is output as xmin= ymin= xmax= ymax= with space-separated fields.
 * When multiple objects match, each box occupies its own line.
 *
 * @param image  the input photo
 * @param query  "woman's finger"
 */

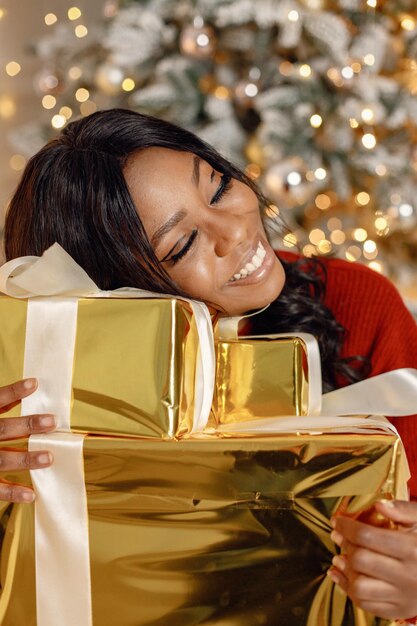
xmin=332 ymin=555 xmax=399 ymax=601
xmin=0 ymin=480 xmax=36 ymax=503
xmin=341 ymin=544 xmax=406 ymax=584
xmin=332 ymin=516 xmax=412 ymax=560
xmin=0 ymin=449 xmax=53 ymax=472
xmin=375 ymin=499 xmax=417 ymax=527
xmin=0 ymin=413 xmax=56 ymax=441
xmin=0 ymin=378 xmax=37 ymax=413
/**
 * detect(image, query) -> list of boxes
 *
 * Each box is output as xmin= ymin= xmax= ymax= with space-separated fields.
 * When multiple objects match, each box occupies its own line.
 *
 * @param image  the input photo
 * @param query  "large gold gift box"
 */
xmin=0 ymin=427 xmax=406 ymax=626
xmin=0 ymin=295 xmax=203 ymax=438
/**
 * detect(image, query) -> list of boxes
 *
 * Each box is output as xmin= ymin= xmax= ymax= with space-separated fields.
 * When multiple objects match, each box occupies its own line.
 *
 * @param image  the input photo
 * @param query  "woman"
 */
xmin=2 ymin=108 xmax=417 ymax=622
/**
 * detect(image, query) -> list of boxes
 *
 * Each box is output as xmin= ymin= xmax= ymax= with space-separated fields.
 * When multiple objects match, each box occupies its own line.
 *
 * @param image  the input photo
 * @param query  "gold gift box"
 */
xmin=214 ymin=335 xmax=310 ymax=423
xmin=0 ymin=296 xmax=312 ymax=438
xmin=0 ymin=296 xmax=201 ymax=439
xmin=0 ymin=428 xmax=405 ymax=626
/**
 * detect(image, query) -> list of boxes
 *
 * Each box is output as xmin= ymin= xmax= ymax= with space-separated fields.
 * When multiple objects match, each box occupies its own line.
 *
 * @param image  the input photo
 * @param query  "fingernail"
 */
xmin=332 ymin=555 xmax=346 ymax=572
xmin=327 ymin=568 xmax=339 ymax=583
xmin=38 ymin=415 xmax=56 ymax=429
xmin=23 ymin=378 xmax=37 ymax=390
xmin=330 ymin=530 xmax=344 ymax=546
xmin=21 ymin=490 xmax=35 ymax=503
xmin=378 ymin=498 xmax=395 ymax=508
xmin=37 ymin=452 xmax=53 ymax=466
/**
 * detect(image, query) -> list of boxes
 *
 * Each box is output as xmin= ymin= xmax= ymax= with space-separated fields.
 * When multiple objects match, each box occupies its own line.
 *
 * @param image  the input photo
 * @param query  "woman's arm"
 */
xmin=0 ymin=378 xmax=55 ymax=502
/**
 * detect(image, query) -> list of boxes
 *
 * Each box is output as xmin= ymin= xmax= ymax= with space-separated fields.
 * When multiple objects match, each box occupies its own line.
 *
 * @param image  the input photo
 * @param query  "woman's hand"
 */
xmin=0 ymin=378 xmax=56 ymax=503
xmin=328 ymin=500 xmax=417 ymax=621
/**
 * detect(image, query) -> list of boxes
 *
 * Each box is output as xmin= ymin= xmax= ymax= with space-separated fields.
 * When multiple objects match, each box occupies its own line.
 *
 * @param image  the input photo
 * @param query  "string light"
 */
xmin=327 ymin=217 xmax=342 ymax=230
xmin=375 ymin=164 xmax=387 ymax=176
xmin=351 ymin=62 xmax=362 ymax=73
xmin=59 ymin=106 xmax=73 ymax=119
xmin=315 ymin=193 xmax=331 ymax=210
xmin=314 ymin=167 xmax=327 ymax=180
xmin=349 ymin=118 xmax=359 ymax=128
xmin=9 ymin=154 xmax=26 ymax=171
xmin=364 ymin=54 xmax=375 ymax=66
xmin=75 ymin=87 xmax=89 ymax=102
xmin=283 ymin=233 xmax=298 ymax=247
xmin=122 ymin=78 xmax=135 ymax=91
xmin=288 ymin=10 xmax=300 ymax=21
xmin=399 ymin=203 xmax=413 ymax=217
xmin=368 ymin=261 xmax=382 ymax=273
xmin=341 ymin=66 xmax=354 ymax=79
xmin=44 ymin=13 xmax=57 ymax=26
xmin=287 ymin=171 xmax=302 ymax=186
xmin=245 ymin=163 xmax=261 ymax=179
xmin=356 ymin=191 xmax=370 ymax=205
xmin=364 ymin=239 xmax=377 ymax=254
xmin=362 ymin=133 xmax=376 ymax=149
xmin=302 ymin=244 xmax=317 ymax=257
xmin=42 ymin=94 xmax=56 ymax=109
xmin=330 ymin=230 xmax=346 ymax=245
xmin=0 ymin=96 xmax=16 ymax=119
xmin=375 ymin=216 xmax=388 ymax=231
xmin=309 ymin=229 xmax=325 ymax=245
xmin=5 ymin=62 xmax=21 ymax=77
xmin=68 ymin=7 xmax=82 ymax=20
xmin=68 ymin=66 xmax=83 ymax=80
xmin=366 ymin=0 xmax=377 ymax=7
xmin=353 ymin=228 xmax=368 ymax=241
xmin=310 ymin=114 xmax=322 ymax=128
xmin=299 ymin=64 xmax=312 ymax=78
xmin=244 ymin=82 xmax=259 ymax=97
xmin=361 ymin=107 xmax=375 ymax=123
xmin=401 ymin=16 xmax=416 ymax=31
xmin=265 ymin=204 xmax=280 ymax=218
xmin=0 ymin=8 xmax=7 ymax=20
xmin=279 ymin=61 xmax=293 ymax=76
xmin=317 ymin=239 xmax=332 ymax=254
xmin=75 ymin=25 xmax=88 ymax=38
xmin=346 ymin=245 xmax=362 ymax=261
xmin=214 ymin=85 xmax=229 ymax=99
xmin=80 ymin=101 xmax=97 ymax=115
xmin=51 ymin=114 xmax=66 ymax=129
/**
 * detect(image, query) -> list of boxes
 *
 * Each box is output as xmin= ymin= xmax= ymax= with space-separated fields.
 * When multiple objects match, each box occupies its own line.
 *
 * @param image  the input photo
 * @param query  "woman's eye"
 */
xmin=164 ymin=229 xmax=198 ymax=265
xmin=210 ymin=174 xmax=233 ymax=205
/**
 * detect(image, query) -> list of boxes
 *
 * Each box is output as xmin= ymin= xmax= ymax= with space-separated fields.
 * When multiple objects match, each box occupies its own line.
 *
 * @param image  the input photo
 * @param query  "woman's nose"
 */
xmin=211 ymin=214 xmax=248 ymax=257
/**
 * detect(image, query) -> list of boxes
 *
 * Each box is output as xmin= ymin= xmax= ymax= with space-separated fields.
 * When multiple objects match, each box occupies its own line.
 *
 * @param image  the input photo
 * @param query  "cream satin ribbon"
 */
xmin=1 ymin=244 xmax=417 ymax=626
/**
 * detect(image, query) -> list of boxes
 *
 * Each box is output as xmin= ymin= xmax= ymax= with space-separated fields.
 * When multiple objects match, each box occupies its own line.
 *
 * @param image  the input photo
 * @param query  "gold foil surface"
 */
xmin=214 ymin=337 xmax=309 ymax=423
xmin=0 ymin=432 xmax=404 ymax=626
xmin=0 ymin=296 xmax=200 ymax=438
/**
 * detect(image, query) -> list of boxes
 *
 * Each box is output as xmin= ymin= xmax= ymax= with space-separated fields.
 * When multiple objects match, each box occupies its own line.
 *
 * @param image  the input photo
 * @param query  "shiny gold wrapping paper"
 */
xmin=214 ymin=336 xmax=309 ymax=423
xmin=0 ymin=431 xmax=404 ymax=626
xmin=0 ymin=296 xmax=200 ymax=438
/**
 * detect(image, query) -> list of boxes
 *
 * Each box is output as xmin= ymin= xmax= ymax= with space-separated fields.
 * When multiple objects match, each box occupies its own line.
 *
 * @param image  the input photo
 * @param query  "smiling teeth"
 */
xmin=230 ymin=242 xmax=266 ymax=282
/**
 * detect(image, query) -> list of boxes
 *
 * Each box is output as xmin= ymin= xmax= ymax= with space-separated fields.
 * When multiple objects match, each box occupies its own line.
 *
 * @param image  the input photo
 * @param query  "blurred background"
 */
xmin=1 ymin=0 xmax=416 ymax=314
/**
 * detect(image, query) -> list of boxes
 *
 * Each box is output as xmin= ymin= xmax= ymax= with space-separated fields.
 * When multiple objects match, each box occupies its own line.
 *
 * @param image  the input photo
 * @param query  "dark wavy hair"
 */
xmin=4 ymin=108 xmax=369 ymax=392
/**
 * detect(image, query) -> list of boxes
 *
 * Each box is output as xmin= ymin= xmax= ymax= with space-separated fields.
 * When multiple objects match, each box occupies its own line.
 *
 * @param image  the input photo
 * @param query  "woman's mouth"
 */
xmin=227 ymin=240 xmax=274 ymax=286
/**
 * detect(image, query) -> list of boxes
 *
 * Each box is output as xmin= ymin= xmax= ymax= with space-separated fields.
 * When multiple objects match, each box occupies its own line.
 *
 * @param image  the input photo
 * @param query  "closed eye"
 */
xmin=161 ymin=229 xmax=198 ymax=265
xmin=210 ymin=174 xmax=233 ymax=205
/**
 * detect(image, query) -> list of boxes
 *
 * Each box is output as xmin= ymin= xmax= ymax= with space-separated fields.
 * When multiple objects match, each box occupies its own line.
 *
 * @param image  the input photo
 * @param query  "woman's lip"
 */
xmin=226 ymin=241 xmax=275 ymax=287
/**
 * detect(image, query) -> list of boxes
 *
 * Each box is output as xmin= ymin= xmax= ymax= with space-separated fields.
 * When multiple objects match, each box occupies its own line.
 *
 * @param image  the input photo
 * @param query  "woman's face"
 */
xmin=124 ymin=147 xmax=285 ymax=315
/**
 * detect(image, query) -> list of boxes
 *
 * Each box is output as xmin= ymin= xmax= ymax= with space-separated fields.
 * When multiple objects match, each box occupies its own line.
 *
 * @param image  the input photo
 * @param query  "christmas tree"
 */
xmin=9 ymin=0 xmax=417 ymax=311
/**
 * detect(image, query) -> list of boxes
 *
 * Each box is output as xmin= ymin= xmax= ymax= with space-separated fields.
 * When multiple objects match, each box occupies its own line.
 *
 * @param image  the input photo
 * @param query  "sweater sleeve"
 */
xmin=323 ymin=258 xmax=417 ymax=499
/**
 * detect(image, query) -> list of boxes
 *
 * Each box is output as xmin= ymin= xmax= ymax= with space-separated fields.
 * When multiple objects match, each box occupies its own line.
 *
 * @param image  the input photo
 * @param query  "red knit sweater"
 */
xmin=278 ymin=251 xmax=417 ymax=499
